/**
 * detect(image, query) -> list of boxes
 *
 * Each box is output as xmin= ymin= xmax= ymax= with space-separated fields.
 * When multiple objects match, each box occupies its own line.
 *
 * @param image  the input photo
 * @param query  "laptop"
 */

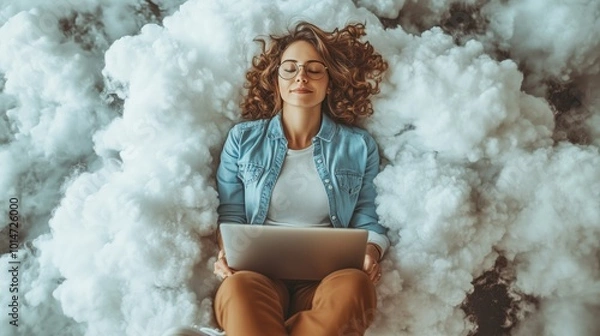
xmin=219 ymin=223 xmax=368 ymax=280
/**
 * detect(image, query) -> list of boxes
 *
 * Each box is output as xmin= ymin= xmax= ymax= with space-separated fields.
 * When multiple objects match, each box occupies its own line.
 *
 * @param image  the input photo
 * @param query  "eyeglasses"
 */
xmin=277 ymin=60 xmax=328 ymax=80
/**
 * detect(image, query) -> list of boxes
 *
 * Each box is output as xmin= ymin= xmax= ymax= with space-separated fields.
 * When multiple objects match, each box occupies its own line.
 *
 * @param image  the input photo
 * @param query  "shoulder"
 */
xmin=226 ymin=118 xmax=271 ymax=142
xmin=335 ymin=123 xmax=378 ymax=149
xmin=230 ymin=118 xmax=270 ymax=133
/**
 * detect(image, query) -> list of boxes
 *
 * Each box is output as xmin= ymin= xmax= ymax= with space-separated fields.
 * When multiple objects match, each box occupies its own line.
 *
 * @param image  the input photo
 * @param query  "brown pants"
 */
xmin=214 ymin=269 xmax=377 ymax=336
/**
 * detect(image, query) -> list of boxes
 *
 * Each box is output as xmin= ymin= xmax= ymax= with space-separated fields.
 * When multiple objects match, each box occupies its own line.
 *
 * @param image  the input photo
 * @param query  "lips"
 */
xmin=291 ymin=87 xmax=313 ymax=93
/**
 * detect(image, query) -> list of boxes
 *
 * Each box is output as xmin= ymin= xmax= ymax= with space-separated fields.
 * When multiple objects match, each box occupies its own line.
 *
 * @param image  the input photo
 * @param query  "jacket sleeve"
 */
xmin=349 ymin=132 xmax=388 ymax=238
xmin=216 ymin=126 xmax=247 ymax=224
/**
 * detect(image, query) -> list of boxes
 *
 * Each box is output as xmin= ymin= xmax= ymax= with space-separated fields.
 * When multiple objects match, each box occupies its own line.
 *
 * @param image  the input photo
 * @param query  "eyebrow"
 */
xmin=280 ymin=59 xmax=325 ymax=64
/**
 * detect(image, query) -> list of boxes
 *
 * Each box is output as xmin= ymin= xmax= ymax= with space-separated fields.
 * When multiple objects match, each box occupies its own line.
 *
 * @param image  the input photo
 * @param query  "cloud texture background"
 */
xmin=1 ymin=0 xmax=599 ymax=335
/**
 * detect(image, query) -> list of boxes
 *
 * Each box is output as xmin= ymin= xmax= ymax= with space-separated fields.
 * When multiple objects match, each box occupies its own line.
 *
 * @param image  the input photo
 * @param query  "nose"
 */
xmin=295 ymin=66 xmax=308 ymax=83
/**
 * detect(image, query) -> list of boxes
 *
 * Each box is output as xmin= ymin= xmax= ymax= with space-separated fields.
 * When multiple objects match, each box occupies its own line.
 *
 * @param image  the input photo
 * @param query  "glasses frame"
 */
xmin=277 ymin=60 xmax=328 ymax=80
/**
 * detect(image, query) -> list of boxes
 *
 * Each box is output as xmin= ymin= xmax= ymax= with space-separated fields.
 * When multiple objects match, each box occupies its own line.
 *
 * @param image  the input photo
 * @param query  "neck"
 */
xmin=281 ymin=105 xmax=322 ymax=150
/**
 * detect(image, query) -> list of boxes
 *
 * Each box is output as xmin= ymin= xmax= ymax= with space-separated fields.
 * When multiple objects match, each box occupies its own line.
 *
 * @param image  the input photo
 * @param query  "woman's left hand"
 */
xmin=363 ymin=244 xmax=382 ymax=284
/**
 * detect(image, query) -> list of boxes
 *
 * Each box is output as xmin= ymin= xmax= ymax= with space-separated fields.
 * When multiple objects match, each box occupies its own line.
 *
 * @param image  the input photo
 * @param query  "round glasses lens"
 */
xmin=304 ymin=61 xmax=326 ymax=79
xmin=278 ymin=61 xmax=298 ymax=79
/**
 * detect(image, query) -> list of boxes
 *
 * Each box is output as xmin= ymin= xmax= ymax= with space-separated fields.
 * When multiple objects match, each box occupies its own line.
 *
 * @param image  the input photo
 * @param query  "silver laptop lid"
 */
xmin=220 ymin=223 xmax=368 ymax=280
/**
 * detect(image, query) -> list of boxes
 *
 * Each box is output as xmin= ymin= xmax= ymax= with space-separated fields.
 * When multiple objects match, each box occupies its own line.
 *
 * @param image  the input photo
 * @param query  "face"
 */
xmin=277 ymin=40 xmax=329 ymax=111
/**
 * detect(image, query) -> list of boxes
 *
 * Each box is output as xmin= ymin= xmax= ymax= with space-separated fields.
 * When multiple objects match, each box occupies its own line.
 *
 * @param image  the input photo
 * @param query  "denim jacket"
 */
xmin=216 ymin=113 xmax=387 ymax=235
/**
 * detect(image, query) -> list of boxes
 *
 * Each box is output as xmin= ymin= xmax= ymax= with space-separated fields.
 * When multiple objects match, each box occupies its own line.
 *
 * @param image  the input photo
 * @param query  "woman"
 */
xmin=165 ymin=21 xmax=389 ymax=336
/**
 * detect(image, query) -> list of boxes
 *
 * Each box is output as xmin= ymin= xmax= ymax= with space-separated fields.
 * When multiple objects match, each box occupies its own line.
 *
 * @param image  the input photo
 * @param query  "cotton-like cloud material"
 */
xmin=1 ymin=0 xmax=599 ymax=335
xmin=356 ymin=0 xmax=406 ymax=19
xmin=494 ymin=143 xmax=600 ymax=336
xmin=483 ymin=0 xmax=600 ymax=82
xmin=367 ymin=26 xmax=554 ymax=162
xmin=0 ymin=8 xmax=112 ymax=250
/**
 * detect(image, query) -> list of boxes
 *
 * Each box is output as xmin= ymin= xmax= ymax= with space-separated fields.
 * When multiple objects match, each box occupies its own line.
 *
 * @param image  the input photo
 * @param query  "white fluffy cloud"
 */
xmin=483 ymin=0 xmax=600 ymax=82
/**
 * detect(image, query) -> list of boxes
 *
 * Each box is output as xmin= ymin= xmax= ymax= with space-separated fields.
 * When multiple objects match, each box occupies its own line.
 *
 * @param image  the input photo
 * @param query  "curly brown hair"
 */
xmin=240 ymin=22 xmax=388 ymax=126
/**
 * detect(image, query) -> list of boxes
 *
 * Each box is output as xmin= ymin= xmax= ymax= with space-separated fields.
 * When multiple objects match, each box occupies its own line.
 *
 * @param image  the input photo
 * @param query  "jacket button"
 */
xmin=328 ymin=185 xmax=333 ymax=190
xmin=317 ymin=159 xmax=323 ymax=163
xmin=324 ymin=179 xmax=330 ymax=183
xmin=331 ymin=215 xmax=337 ymax=220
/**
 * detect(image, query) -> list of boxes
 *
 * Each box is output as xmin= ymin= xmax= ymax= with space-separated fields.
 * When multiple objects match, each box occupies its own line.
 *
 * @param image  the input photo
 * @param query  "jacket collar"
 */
xmin=267 ymin=112 xmax=336 ymax=142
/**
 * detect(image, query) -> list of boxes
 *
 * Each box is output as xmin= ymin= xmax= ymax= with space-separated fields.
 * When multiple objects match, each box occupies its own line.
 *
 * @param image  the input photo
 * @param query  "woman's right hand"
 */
xmin=213 ymin=249 xmax=236 ymax=280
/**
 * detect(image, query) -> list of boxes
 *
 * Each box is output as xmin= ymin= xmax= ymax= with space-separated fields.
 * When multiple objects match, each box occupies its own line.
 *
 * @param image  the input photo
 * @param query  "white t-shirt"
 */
xmin=265 ymin=145 xmax=330 ymax=226
xmin=265 ymin=145 xmax=389 ymax=255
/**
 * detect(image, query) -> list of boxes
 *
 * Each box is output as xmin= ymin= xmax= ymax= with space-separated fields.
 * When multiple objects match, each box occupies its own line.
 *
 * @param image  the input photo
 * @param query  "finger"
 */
xmin=216 ymin=256 xmax=229 ymax=268
xmin=368 ymin=262 xmax=378 ymax=274
xmin=214 ymin=259 xmax=235 ymax=278
xmin=368 ymin=264 xmax=381 ymax=283
xmin=371 ymin=269 xmax=379 ymax=283
xmin=363 ymin=267 xmax=374 ymax=280
xmin=214 ymin=261 xmax=227 ymax=276
xmin=219 ymin=266 xmax=234 ymax=275
xmin=364 ymin=260 xmax=378 ymax=277
xmin=215 ymin=269 xmax=230 ymax=280
xmin=219 ymin=261 xmax=234 ymax=275
xmin=363 ymin=256 xmax=376 ymax=272
xmin=362 ymin=259 xmax=370 ymax=272
xmin=365 ymin=266 xmax=375 ymax=281
xmin=370 ymin=271 xmax=381 ymax=284
xmin=214 ymin=259 xmax=226 ymax=272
